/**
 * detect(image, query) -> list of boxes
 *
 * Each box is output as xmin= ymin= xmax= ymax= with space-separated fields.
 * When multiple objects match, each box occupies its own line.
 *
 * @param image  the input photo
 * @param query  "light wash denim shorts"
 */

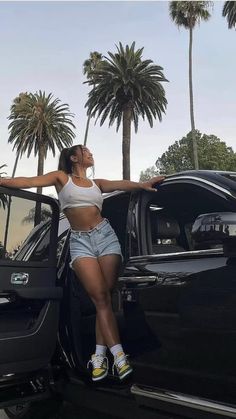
xmin=69 ymin=218 xmax=123 ymax=269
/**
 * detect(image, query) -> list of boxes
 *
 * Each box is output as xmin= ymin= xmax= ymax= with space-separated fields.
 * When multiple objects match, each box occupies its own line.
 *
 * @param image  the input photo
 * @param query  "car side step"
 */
xmin=131 ymin=384 xmax=236 ymax=418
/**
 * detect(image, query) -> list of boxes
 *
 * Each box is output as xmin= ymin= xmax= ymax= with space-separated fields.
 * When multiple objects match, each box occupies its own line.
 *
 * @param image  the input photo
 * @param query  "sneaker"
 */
xmin=87 ymin=354 xmax=109 ymax=382
xmin=112 ymin=352 xmax=133 ymax=380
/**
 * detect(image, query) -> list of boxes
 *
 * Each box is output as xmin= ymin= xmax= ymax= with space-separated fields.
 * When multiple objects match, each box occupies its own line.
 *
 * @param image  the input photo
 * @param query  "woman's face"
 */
xmin=73 ymin=146 xmax=94 ymax=168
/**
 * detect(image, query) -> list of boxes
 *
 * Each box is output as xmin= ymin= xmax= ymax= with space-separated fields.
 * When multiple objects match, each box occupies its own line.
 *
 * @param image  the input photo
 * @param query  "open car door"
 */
xmin=0 ymin=186 xmax=61 ymax=406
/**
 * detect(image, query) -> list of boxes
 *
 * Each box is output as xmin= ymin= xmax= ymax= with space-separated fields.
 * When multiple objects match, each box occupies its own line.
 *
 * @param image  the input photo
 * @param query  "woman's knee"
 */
xmin=91 ymin=289 xmax=111 ymax=309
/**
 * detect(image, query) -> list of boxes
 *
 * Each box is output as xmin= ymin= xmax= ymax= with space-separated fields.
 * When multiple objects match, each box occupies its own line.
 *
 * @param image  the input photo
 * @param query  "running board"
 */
xmin=131 ymin=384 xmax=236 ymax=418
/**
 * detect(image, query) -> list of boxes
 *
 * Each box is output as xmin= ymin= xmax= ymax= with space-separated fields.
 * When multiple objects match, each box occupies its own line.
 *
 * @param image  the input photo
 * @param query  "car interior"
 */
xmin=145 ymin=181 xmax=234 ymax=255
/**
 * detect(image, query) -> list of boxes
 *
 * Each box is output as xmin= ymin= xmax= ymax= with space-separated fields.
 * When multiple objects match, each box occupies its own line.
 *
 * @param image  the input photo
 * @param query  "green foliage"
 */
xmin=85 ymin=42 xmax=168 ymax=132
xmin=0 ymin=164 xmax=7 ymax=176
xmin=169 ymin=1 xmax=212 ymax=29
xmin=83 ymin=51 xmax=103 ymax=145
xmin=83 ymin=51 xmax=103 ymax=82
xmin=8 ymin=91 xmax=76 ymax=159
xmin=140 ymin=166 xmax=159 ymax=181
xmin=223 ymin=1 xmax=236 ymax=29
xmin=141 ymin=131 xmax=236 ymax=177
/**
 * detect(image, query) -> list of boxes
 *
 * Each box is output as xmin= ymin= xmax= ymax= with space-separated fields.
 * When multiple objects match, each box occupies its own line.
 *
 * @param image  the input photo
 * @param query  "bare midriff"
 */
xmin=64 ymin=206 xmax=103 ymax=231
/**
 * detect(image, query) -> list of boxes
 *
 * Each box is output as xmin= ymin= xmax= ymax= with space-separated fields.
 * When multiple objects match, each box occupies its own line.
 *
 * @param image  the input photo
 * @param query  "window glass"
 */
xmin=146 ymin=182 xmax=229 ymax=255
xmin=0 ymin=195 xmax=52 ymax=261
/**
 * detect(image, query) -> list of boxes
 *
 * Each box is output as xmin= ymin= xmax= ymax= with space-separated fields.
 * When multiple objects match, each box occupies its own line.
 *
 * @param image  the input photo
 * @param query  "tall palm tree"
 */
xmin=8 ymin=90 xmax=75 ymax=193
xmin=83 ymin=51 xmax=103 ymax=146
xmin=169 ymin=1 xmax=212 ymax=170
xmin=8 ymin=91 xmax=76 ymax=224
xmin=85 ymin=42 xmax=168 ymax=180
xmin=223 ymin=1 xmax=236 ymax=29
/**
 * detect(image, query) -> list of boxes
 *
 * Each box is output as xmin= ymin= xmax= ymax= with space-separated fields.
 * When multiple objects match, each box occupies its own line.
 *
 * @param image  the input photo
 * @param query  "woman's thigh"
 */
xmin=98 ymin=254 xmax=121 ymax=290
xmin=73 ymin=257 xmax=109 ymax=300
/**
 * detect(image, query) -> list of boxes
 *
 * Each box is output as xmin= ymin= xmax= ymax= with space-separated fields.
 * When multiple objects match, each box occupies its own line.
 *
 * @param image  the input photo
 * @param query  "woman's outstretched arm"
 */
xmin=95 ymin=176 xmax=165 ymax=193
xmin=0 ymin=170 xmax=61 ymax=189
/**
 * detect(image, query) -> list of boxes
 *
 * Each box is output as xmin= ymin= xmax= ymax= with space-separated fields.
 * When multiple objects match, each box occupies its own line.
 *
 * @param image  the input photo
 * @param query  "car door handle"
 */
xmin=118 ymin=275 xmax=161 ymax=285
xmin=0 ymin=292 xmax=15 ymax=304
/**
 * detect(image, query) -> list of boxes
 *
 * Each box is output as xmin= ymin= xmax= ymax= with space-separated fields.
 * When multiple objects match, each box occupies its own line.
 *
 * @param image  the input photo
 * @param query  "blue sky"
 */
xmin=0 ymin=1 xmax=235 ymax=195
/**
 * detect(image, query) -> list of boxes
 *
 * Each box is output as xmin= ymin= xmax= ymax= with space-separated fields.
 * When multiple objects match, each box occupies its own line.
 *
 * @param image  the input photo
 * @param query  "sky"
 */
xmin=0 ymin=0 xmax=235 ymax=197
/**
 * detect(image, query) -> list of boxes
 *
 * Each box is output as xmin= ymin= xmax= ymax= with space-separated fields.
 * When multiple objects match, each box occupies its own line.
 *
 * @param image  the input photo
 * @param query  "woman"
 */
xmin=0 ymin=144 xmax=165 ymax=381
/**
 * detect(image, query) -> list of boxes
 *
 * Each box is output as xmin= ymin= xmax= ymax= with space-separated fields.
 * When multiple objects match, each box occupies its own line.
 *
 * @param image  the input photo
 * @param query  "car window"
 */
xmin=15 ymin=216 xmax=70 ymax=264
xmin=145 ymin=181 xmax=231 ymax=255
xmin=0 ymin=194 xmax=53 ymax=262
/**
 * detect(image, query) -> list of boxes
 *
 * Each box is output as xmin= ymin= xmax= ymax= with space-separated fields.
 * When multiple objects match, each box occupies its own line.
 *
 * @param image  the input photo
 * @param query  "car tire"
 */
xmin=4 ymin=396 xmax=63 ymax=419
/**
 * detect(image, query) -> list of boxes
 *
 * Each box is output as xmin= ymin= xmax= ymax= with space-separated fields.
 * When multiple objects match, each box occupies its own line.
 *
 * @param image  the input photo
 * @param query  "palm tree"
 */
xmin=22 ymin=206 xmax=52 ymax=224
xmin=8 ymin=91 xmax=76 ymax=224
xmin=83 ymin=51 xmax=103 ymax=146
xmin=223 ymin=1 xmax=236 ymax=29
xmin=85 ymin=42 xmax=168 ymax=180
xmin=8 ymin=91 xmax=76 ymax=192
xmin=169 ymin=1 xmax=212 ymax=170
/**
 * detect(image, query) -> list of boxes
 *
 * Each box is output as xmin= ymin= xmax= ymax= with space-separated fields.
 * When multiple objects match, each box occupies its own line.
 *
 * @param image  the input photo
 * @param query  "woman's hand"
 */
xmin=140 ymin=176 xmax=166 ymax=192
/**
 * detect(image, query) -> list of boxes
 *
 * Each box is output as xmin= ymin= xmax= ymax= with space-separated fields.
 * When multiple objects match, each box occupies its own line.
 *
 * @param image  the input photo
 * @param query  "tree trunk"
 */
xmin=84 ymin=114 xmax=91 ymax=146
xmin=3 ymin=151 xmax=21 ymax=255
xmin=122 ymin=106 xmax=132 ymax=180
xmin=34 ymin=144 xmax=44 ymax=225
xmin=37 ymin=144 xmax=44 ymax=194
xmin=189 ymin=25 xmax=199 ymax=170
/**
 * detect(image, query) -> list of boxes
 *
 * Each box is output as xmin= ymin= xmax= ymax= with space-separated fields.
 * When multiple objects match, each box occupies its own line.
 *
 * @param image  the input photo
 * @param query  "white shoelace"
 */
xmin=112 ymin=353 xmax=128 ymax=375
xmin=87 ymin=354 xmax=108 ymax=370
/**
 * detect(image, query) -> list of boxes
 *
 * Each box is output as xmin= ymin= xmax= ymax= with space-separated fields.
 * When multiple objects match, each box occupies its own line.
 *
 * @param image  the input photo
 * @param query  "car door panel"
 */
xmin=115 ymin=180 xmax=236 ymax=404
xmin=0 ymin=186 xmax=60 ymax=377
xmin=118 ymin=254 xmax=236 ymax=404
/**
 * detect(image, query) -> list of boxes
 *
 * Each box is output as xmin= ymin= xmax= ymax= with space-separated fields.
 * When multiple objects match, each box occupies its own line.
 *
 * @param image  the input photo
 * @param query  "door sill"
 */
xmin=131 ymin=384 xmax=236 ymax=418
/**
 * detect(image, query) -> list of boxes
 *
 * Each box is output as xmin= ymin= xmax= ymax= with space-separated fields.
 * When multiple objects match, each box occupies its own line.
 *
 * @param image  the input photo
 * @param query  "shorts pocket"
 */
xmin=100 ymin=224 xmax=115 ymax=239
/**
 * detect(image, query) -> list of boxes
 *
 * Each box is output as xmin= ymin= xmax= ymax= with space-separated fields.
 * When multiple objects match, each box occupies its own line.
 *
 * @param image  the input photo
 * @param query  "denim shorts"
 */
xmin=69 ymin=218 xmax=123 ymax=269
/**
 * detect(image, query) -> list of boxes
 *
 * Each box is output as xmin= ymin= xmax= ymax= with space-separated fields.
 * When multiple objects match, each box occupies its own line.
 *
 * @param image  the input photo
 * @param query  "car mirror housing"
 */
xmin=192 ymin=212 xmax=236 ymax=257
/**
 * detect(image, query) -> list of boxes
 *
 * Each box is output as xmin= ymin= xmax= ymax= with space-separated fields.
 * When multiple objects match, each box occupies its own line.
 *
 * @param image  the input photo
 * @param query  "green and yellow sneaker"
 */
xmin=112 ymin=352 xmax=133 ymax=380
xmin=87 ymin=354 xmax=109 ymax=382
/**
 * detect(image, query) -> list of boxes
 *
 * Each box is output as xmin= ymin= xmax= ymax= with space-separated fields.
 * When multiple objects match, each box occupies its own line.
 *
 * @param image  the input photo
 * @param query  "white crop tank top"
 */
xmin=58 ymin=176 xmax=103 ymax=211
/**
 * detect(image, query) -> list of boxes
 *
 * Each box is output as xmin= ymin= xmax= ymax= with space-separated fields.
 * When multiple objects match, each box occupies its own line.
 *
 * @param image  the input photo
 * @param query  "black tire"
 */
xmin=4 ymin=397 xmax=63 ymax=419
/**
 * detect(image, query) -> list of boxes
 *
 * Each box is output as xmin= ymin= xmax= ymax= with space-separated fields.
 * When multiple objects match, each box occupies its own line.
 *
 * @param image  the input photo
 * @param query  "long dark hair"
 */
xmin=58 ymin=145 xmax=83 ymax=173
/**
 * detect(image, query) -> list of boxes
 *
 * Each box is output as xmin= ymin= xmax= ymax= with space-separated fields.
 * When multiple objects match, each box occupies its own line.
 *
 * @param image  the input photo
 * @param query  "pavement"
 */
xmin=0 ymin=412 xmax=7 ymax=419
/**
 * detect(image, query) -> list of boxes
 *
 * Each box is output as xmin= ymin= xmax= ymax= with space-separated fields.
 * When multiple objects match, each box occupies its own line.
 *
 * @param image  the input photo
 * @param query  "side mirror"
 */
xmin=192 ymin=212 xmax=236 ymax=256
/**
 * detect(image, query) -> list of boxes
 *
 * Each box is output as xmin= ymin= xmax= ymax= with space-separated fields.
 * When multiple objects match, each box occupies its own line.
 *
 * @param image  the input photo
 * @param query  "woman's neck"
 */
xmin=71 ymin=168 xmax=87 ymax=179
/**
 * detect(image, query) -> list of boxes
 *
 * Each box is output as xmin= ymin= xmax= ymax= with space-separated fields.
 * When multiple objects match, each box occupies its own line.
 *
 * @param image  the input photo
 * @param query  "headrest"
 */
xmin=151 ymin=214 xmax=180 ymax=239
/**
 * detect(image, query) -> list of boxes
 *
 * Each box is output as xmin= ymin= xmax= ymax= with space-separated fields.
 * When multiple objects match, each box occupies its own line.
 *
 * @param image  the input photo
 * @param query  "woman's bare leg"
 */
xmin=72 ymin=257 xmax=120 ymax=347
xmin=95 ymin=254 xmax=122 ymax=345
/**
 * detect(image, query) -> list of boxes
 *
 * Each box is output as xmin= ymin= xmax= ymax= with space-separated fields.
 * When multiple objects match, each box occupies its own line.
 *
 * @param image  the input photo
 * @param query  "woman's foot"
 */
xmin=112 ymin=352 xmax=133 ymax=380
xmin=87 ymin=354 xmax=109 ymax=381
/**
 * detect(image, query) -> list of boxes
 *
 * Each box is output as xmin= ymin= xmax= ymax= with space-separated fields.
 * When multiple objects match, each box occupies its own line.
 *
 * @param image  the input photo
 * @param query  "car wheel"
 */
xmin=4 ymin=397 xmax=63 ymax=419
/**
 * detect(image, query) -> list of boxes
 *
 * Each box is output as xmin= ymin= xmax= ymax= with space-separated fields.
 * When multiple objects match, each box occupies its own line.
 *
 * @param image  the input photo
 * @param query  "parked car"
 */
xmin=1 ymin=170 xmax=236 ymax=419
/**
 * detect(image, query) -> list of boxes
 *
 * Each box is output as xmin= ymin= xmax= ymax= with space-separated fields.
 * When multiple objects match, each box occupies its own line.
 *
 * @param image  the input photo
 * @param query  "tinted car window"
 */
xmin=14 ymin=215 xmax=69 ymax=263
xmin=0 ymin=195 xmax=52 ymax=262
xmin=146 ymin=182 xmax=231 ymax=255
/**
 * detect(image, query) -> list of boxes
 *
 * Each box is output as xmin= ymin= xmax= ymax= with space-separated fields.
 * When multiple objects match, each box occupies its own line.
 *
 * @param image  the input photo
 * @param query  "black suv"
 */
xmin=1 ymin=170 xmax=236 ymax=419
